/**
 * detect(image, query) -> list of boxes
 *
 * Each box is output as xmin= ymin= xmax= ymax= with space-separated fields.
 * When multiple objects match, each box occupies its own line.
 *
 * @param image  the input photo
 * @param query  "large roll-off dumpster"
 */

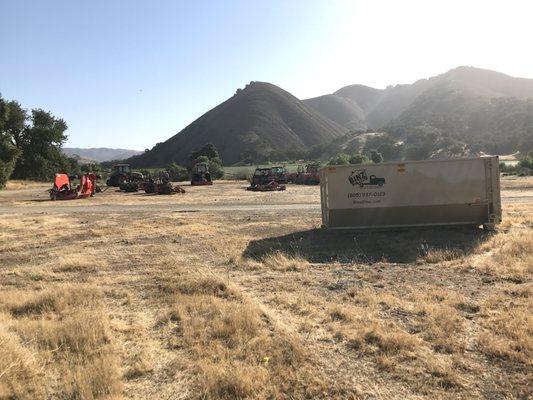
xmin=319 ymin=157 xmax=501 ymax=230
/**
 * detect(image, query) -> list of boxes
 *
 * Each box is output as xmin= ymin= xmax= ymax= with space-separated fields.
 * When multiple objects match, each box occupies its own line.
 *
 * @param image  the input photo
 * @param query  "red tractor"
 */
xmin=247 ymin=167 xmax=286 ymax=191
xmin=191 ymin=162 xmax=213 ymax=185
xmin=49 ymin=173 xmax=98 ymax=200
xmin=143 ymin=171 xmax=186 ymax=194
xmin=289 ymin=163 xmax=321 ymax=185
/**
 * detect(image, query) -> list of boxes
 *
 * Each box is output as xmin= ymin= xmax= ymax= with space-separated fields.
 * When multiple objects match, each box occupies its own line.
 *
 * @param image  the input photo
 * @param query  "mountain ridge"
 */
xmin=306 ymin=66 xmax=533 ymax=131
xmin=63 ymin=147 xmax=143 ymax=163
xmin=128 ymin=81 xmax=347 ymax=167
xmin=127 ymin=66 xmax=533 ymax=167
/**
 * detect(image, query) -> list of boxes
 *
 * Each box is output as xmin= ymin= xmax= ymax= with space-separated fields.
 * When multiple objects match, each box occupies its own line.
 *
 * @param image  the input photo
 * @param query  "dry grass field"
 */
xmin=0 ymin=177 xmax=531 ymax=399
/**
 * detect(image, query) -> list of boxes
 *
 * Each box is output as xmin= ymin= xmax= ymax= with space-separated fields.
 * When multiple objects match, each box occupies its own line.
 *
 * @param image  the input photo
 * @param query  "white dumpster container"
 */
xmin=319 ymin=157 xmax=501 ymax=229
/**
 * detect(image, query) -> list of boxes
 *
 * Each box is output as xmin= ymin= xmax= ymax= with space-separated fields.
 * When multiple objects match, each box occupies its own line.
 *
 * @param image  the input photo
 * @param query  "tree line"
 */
xmin=0 ymin=94 xmax=79 ymax=188
xmin=162 ymin=143 xmax=224 ymax=181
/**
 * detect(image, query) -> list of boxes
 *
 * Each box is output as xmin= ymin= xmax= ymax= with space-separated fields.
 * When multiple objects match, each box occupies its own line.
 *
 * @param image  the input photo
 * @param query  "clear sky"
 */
xmin=1 ymin=0 xmax=532 ymax=150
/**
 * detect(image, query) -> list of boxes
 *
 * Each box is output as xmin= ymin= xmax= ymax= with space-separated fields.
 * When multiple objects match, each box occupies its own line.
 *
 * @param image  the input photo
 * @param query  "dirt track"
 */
xmin=0 ymin=177 xmax=531 ymax=215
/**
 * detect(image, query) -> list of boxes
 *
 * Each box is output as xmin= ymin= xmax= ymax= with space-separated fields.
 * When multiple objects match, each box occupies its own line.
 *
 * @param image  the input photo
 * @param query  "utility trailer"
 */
xmin=319 ymin=157 xmax=501 ymax=230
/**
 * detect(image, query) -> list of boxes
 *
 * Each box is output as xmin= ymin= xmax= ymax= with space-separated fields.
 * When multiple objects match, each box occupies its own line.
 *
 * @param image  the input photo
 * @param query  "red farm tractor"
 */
xmin=288 ymin=163 xmax=321 ymax=185
xmin=247 ymin=167 xmax=286 ymax=191
xmin=191 ymin=162 xmax=213 ymax=186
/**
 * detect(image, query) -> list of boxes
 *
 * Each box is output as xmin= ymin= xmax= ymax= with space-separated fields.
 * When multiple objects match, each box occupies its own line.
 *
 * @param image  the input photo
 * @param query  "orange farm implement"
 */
xmin=50 ymin=173 xmax=98 ymax=200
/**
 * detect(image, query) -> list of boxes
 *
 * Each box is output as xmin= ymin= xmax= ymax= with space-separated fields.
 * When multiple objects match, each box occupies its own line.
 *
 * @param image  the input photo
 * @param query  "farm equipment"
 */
xmin=49 ymin=173 xmax=98 ymax=200
xmin=106 ymin=164 xmax=144 ymax=187
xmin=143 ymin=172 xmax=186 ymax=195
xmin=191 ymin=162 xmax=213 ymax=185
xmin=119 ymin=179 xmax=141 ymax=192
xmin=247 ymin=167 xmax=286 ymax=191
xmin=250 ymin=166 xmax=287 ymax=186
xmin=271 ymin=166 xmax=288 ymax=184
xmin=288 ymin=163 xmax=320 ymax=185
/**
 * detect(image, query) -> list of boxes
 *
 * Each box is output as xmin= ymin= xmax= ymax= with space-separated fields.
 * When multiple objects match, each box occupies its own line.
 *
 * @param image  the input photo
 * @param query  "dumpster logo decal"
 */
xmin=348 ymin=169 xmax=386 ymax=188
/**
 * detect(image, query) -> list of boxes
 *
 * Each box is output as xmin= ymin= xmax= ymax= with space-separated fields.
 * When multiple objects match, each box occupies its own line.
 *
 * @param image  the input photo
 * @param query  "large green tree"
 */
xmin=190 ymin=143 xmax=224 ymax=179
xmin=12 ymin=109 xmax=69 ymax=181
xmin=0 ymin=97 xmax=23 ymax=188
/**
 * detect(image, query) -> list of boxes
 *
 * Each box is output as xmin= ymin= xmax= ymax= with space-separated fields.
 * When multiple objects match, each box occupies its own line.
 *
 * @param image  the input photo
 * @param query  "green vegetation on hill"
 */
xmin=128 ymin=81 xmax=347 ymax=167
xmin=305 ymin=67 xmax=533 ymax=159
xmin=386 ymin=92 xmax=533 ymax=155
xmin=303 ymin=94 xmax=366 ymax=131
xmin=123 ymin=67 xmax=532 ymax=169
xmin=500 ymin=151 xmax=533 ymax=175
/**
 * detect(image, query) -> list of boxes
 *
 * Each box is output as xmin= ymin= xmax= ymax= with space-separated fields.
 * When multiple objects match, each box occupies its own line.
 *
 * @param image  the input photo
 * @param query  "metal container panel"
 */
xmin=320 ymin=157 xmax=501 ymax=229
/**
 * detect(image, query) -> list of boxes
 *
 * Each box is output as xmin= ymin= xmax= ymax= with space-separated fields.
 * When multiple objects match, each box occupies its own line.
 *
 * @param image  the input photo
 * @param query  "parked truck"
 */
xmin=319 ymin=157 xmax=501 ymax=230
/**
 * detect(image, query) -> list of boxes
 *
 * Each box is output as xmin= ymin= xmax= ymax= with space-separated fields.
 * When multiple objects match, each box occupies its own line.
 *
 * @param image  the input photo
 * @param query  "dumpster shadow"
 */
xmin=243 ymin=226 xmax=493 ymax=264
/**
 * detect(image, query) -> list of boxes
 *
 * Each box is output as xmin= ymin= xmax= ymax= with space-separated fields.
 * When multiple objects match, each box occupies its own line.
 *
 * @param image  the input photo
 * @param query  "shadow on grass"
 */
xmin=243 ymin=226 xmax=493 ymax=264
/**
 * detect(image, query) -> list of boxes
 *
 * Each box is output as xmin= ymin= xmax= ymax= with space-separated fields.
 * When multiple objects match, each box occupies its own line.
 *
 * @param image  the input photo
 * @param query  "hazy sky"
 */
xmin=1 ymin=0 xmax=531 ymax=149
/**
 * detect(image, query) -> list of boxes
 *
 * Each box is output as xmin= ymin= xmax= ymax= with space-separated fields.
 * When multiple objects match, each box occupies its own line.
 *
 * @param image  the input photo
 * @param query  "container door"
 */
xmin=319 ymin=170 xmax=329 ymax=227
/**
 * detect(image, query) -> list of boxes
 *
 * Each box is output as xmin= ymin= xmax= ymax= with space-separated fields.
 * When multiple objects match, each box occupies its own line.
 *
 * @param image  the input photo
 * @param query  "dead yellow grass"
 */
xmin=158 ymin=272 xmax=324 ymax=399
xmin=0 ymin=178 xmax=531 ymax=399
xmin=0 ymin=285 xmax=102 ymax=316
xmin=4 ymin=180 xmax=47 ymax=190
xmin=477 ymin=291 xmax=532 ymax=364
xmin=261 ymin=252 xmax=310 ymax=271
xmin=332 ymin=285 xmax=470 ymax=390
xmin=0 ymin=321 xmax=43 ymax=399
xmin=476 ymin=230 xmax=533 ymax=279
xmin=422 ymin=248 xmax=462 ymax=263
xmin=0 ymin=286 xmax=121 ymax=400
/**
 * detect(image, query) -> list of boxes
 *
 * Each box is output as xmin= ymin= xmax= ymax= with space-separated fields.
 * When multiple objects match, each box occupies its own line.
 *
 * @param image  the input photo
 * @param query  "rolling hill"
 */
xmin=127 ymin=67 xmax=532 ymax=167
xmin=305 ymin=67 xmax=533 ymax=155
xmin=128 ymin=82 xmax=347 ymax=167
xmin=306 ymin=67 xmax=533 ymax=132
xmin=303 ymin=94 xmax=366 ymax=131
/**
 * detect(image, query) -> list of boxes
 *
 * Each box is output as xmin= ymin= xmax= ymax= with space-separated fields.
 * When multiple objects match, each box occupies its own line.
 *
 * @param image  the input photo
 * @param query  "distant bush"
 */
xmin=166 ymin=162 xmax=189 ymax=181
xmin=349 ymin=153 xmax=370 ymax=164
xmin=518 ymin=151 xmax=533 ymax=169
xmin=328 ymin=152 xmax=371 ymax=165
xmin=370 ymin=150 xmax=383 ymax=163
xmin=500 ymin=151 xmax=533 ymax=176
xmin=328 ymin=153 xmax=350 ymax=165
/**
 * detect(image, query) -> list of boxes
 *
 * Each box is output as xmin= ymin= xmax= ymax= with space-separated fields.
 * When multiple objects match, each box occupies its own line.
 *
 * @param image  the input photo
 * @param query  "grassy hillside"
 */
xmin=305 ymin=67 xmax=533 ymax=157
xmin=303 ymin=94 xmax=367 ymax=131
xmin=125 ymin=67 xmax=532 ymax=168
xmin=129 ymin=82 xmax=346 ymax=167
xmin=386 ymin=74 xmax=533 ymax=154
